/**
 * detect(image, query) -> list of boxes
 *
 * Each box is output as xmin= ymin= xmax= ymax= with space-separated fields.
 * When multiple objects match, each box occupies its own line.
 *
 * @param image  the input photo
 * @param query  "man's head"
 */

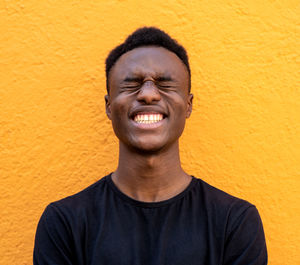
xmin=105 ymin=27 xmax=191 ymax=93
xmin=105 ymin=27 xmax=193 ymax=153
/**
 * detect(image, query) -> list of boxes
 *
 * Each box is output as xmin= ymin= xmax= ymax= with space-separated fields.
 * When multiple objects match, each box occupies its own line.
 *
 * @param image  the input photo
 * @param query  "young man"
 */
xmin=34 ymin=27 xmax=267 ymax=265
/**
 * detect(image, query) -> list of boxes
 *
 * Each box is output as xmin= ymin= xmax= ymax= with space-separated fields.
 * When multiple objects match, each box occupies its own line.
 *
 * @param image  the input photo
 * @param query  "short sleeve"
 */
xmin=33 ymin=204 xmax=75 ymax=265
xmin=223 ymin=206 xmax=268 ymax=265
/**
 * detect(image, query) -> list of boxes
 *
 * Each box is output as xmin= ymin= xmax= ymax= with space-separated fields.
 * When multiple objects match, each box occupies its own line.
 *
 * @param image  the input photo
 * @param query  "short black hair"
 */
xmin=105 ymin=26 xmax=191 ymax=92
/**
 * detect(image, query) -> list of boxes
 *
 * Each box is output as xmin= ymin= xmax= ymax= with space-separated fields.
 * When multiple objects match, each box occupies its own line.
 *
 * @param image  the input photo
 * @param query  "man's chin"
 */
xmin=132 ymin=144 xmax=164 ymax=154
xmin=126 ymin=139 xmax=169 ymax=154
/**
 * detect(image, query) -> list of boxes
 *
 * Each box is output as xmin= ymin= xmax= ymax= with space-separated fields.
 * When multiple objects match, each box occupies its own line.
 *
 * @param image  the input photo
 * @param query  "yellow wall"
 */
xmin=1 ymin=0 xmax=299 ymax=264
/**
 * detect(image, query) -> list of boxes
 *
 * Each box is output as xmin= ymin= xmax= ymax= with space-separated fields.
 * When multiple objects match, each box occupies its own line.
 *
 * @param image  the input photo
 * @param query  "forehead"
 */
xmin=109 ymin=46 xmax=189 ymax=81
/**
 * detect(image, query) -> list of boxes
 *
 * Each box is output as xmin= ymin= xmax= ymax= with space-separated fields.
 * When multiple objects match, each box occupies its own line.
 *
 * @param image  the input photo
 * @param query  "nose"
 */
xmin=136 ymin=80 xmax=161 ymax=104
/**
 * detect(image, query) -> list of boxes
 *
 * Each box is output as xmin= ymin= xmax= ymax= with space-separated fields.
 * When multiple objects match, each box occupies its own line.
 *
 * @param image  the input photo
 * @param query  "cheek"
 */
xmin=167 ymin=96 xmax=188 ymax=133
xmin=111 ymin=95 xmax=127 ymax=114
xmin=166 ymin=94 xmax=188 ymax=115
xmin=110 ymin=96 xmax=131 ymax=128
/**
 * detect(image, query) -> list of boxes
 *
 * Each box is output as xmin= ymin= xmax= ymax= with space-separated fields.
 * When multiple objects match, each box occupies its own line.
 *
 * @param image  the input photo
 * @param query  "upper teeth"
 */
xmin=134 ymin=114 xmax=163 ymax=123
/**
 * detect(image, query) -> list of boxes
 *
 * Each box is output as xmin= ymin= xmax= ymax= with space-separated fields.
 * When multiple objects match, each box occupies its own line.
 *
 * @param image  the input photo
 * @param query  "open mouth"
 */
xmin=133 ymin=113 xmax=164 ymax=124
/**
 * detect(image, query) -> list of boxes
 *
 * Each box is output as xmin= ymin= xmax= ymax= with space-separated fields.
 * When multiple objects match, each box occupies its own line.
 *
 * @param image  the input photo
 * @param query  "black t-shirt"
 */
xmin=34 ymin=174 xmax=267 ymax=265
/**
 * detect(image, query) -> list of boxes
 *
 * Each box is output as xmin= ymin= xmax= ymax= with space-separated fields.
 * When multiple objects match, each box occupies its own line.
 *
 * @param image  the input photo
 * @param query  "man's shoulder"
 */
xmin=47 ymin=174 xmax=111 ymax=217
xmin=193 ymin=177 xmax=255 ymax=217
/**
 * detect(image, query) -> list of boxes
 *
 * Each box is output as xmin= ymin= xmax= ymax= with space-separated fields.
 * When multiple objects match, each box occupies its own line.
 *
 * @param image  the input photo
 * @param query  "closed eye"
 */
xmin=155 ymin=76 xmax=176 ymax=90
xmin=120 ymin=84 xmax=141 ymax=92
xmin=156 ymin=82 xmax=176 ymax=90
xmin=121 ymin=77 xmax=143 ymax=91
xmin=123 ymin=84 xmax=140 ymax=88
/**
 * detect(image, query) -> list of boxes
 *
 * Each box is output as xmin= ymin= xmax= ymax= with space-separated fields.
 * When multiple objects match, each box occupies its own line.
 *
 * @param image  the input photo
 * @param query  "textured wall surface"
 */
xmin=1 ymin=0 xmax=299 ymax=264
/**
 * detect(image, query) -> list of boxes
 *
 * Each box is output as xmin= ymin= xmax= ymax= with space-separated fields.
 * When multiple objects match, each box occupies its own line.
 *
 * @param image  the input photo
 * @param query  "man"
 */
xmin=34 ymin=27 xmax=267 ymax=264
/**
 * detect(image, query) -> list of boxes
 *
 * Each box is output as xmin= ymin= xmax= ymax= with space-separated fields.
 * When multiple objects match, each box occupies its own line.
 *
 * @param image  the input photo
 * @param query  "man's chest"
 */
xmin=81 ymin=208 xmax=223 ymax=265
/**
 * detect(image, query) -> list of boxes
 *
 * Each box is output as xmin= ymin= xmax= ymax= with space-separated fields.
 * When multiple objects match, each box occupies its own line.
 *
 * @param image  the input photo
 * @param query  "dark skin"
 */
xmin=105 ymin=46 xmax=193 ymax=202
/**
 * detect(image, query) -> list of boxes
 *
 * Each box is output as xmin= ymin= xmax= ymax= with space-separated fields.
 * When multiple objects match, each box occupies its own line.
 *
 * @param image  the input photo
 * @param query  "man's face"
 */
xmin=105 ymin=46 xmax=193 ymax=153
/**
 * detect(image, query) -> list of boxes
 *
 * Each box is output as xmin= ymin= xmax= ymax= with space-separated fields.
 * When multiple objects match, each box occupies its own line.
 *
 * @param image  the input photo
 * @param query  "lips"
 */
xmin=129 ymin=107 xmax=167 ymax=125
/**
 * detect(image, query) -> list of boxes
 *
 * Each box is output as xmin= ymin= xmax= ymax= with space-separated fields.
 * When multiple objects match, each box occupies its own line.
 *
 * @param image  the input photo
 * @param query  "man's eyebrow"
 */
xmin=123 ymin=76 xmax=143 ymax=82
xmin=122 ymin=75 xmax=175 ymax=83
xmin=155 ymin=75 xmax=174 ymax=82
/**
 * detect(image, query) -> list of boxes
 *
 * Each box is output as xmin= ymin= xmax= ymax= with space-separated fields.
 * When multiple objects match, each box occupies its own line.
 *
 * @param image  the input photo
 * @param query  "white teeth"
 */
xmin=134 ymin=114 xmax=163 ymax=124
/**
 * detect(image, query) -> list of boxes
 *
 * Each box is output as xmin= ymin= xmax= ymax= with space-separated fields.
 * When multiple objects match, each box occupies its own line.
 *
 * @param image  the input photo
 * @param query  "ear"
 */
xmin=186 ymin=93 xmax=193 ymax=118
xmin=105 ymin=94 xmax=112 ymax=120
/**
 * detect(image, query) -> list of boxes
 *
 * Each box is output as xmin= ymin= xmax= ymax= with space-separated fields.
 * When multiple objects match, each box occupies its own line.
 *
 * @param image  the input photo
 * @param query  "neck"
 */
xmin=112 ymin=141 xmax=191 ymax=202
